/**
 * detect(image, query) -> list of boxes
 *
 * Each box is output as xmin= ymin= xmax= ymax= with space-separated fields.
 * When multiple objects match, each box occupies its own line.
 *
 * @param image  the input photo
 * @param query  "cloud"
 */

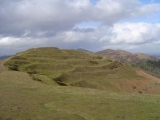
xmin=0 ymin=37 xmax=20 ymax=46
xmin=0 ymin=36 xmax=45 ymax=49
xmin=0 ymin=0 xmax=160 ymax=54
xmin=0 ymin=0 xmax=92 ymax=37
xmin=0 ymin=0 xmax=159 ymax=37
xmin=99 ymin=22 xmax=160 ymax=45
xmin=1 ymin=22 xmax=160 ymax=54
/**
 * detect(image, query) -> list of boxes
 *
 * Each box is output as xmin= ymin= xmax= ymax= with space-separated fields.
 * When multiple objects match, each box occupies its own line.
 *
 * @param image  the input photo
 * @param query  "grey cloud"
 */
xmin=0 ymin=0 xmax=91 ymax=37
xmin=107 ymin=23 xmax=160 ymax=45
xmin=0 ymin=0 xmax=159 ymax=37
xmin=72 ymin=27 xmax=95 ymax=33
xmin=0 ymin=0 xmax=160 ymax=55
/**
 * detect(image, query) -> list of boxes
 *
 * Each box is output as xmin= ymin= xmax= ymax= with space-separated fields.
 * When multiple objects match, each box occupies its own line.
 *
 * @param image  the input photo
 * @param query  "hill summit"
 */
xmin=4 ymin=47 xmax=160 ymax=93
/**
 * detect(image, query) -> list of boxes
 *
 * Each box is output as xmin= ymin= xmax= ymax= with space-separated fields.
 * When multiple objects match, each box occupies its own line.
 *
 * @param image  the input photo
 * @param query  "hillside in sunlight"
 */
xmin=1 ymin=47 xmax=160 ymax=120
xmin=4 ymin=47 xmax=160 ymax=94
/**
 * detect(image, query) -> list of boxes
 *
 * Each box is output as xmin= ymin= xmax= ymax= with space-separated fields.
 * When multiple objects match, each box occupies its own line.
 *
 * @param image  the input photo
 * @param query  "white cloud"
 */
xmin=57 ymin=31 xmax=84 ymax=43
xmin=69 ymin=0 xmax=91 ymax=9
xmin=0 ymin=37 xmax=20 ymax=46
xmin=0 ymin=0 xmax=160 ymax=54
xmin=99 ymin=22 xmax=160 ymax=45
xmin=0 ymin=0 xmax=159 ymax=37
xmin=0 ymin=36 xmax=45 ymax=48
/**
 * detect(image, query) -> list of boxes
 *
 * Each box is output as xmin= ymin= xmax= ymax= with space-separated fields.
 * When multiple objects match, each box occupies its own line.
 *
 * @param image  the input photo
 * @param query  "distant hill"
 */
xmin=96 ymin=49 xmax=160 ymax=78
xmin=0 ymin=55 xmax=11 ymax=60
xmin=77 ymin=48 xmax=92 ymax=53
xmin=4 ymin=47 xmax=160 ymax=94
xmin=150 ymin=53 xmax=160 ymax=59
xmin=96 ymin=49 xmax=157 ymax=63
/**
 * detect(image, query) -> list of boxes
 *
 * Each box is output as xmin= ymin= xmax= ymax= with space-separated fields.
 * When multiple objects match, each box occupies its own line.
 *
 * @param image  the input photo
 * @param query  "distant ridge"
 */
xmin=150 ymin=53 xmax=160 ymax=59
xmin=0 ymin=55 xmax=11 ymax=60
xmin=96 ymin=49 xmax=157 ymax=63
xmin=96 ymin=49 xmax=160 ymax=78
xmin=77 ymin=48 xmax=92 ymax=53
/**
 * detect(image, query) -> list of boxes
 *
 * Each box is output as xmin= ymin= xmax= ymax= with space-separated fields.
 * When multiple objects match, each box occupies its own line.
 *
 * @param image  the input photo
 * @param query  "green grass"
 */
xmin=4 ymin=47 xmax=144 ymax=92
xmin=1 ymin=47 xmax=160 ymax=119
xmin=1 ymin=71 xmax=160 ymax=120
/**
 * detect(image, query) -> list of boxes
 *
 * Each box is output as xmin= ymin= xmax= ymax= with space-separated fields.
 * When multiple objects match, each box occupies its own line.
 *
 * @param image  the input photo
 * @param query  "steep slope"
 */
xmin=4 ymin=47 xmax=160 ymax=93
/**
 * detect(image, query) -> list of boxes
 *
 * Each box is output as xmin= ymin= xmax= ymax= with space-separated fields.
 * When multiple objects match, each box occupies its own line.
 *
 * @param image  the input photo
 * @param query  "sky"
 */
xmin=0 ymin=0 xmax=160 ymax=55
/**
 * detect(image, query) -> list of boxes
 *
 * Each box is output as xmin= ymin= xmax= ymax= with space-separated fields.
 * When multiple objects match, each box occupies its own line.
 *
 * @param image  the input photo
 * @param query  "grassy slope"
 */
xmin=1 ymin=71 xmax=160 ymax=120
xmin=2 ymin=48 xmax=115 ymax=90
xmin=4 ymin=47 xmax=160 ymax=93
xmin=1 ymin=47 xmax=160 ymax=119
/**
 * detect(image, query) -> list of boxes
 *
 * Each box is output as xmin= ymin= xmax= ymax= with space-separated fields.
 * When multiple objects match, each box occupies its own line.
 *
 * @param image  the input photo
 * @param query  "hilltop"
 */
xmin=3 ymin=47 xmax=160 ymax=93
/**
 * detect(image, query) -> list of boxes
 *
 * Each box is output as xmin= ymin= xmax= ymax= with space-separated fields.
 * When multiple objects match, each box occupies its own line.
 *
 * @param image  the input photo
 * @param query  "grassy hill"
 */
xmin=1 ymin=47 xmax=160 ymax=119
xmin=4 ymin=47 xmax=160 ymax=93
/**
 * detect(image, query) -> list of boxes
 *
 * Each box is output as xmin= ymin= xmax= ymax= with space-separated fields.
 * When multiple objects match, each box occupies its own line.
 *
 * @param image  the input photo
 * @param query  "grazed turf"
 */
xmin=1 ymin=47 xmax=160 ymax=119
xmin=1 ymin=71 xmax=160 ymax=120
xmin=4 ymin=47 xmax=160 ymax=93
